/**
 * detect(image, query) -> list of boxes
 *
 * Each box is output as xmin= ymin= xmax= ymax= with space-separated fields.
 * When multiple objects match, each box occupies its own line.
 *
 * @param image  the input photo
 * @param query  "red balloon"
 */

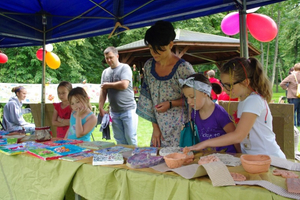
xmin=36 ymin=48 xmax=47 ymax=61
xmin=247 ymin=13 xmax=278 ymax=42
xmin=0 ymin=53 xmax=8 ymax=64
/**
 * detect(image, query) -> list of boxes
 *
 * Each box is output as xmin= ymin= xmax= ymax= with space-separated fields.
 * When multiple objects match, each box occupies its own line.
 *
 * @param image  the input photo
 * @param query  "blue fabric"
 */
xmin=67 ymin=111 xmax=94 ymax=141
xmin=288 ymin=98 xmax=300 ymax=126
xmin=110 ymin=109 xmax=138 ymax=146
xmin=0 ymin=0 xmax=285 ymax=48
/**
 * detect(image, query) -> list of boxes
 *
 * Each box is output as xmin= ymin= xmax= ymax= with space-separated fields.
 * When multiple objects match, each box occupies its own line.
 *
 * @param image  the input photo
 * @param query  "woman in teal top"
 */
xmin=65 ymin=87 xmax=97 ymax=141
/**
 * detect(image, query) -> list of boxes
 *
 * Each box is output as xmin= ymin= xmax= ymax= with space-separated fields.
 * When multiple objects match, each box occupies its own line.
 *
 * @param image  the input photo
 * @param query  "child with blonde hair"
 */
xmin=52 ymin=81 xmax=72 ymax=138
xmin=65 ymin=87 xmax=97 ymax=141
xmin=188 ymin=57 xmax=285 ymax=158
xmin=180 ymin=73 xmax=239 ymax=153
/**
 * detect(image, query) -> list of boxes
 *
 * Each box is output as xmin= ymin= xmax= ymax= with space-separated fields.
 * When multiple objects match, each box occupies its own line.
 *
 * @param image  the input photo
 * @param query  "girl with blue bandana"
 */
xmin=180 ymin=73 xmax=239 ymax=153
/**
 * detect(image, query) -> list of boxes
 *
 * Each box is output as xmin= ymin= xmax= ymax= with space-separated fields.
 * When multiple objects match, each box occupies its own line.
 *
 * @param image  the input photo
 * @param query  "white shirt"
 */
xmin=238 ymin=94 xmax=286 ymax=158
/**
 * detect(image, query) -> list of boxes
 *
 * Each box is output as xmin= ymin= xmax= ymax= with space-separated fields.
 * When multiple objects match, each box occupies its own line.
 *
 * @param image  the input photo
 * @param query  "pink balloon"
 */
xmin=0 ymin=53 xmax=8 ymax=64
xmin=36 ymin=48 xmax=47 ymax=61
xmin=247 ymin=13 xmax=278 ymax=42
xmin=221 ymin=12 xmax=240 ymax=36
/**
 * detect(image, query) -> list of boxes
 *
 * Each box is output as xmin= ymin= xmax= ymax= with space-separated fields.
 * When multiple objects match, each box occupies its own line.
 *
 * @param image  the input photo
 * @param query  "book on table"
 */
xmin=92 ymin=153 xmax=124 ymax=165
xmin=94 ymin=146 xmax=132 ymax=155
xmin=77 ymin=141 xmax=115 ymax=150
xmin=59 ymin=152 xmax=96 ymax=162
xmin=126 ymin=153 xmax=164 ymax=169
xmin=0 ymin=143 xmax=26 ymax=155
xmin=132 ymin=147 xmax=158 ymax=156
xmin=46 ymin=144 xmax=88 ymax=156
xmin=27 ymin=148 xmax=62 ymax=161
xmin=44 ymin=139 xmax=83 ymax=146
xmin=0 ymin=142 xmax=48 ymax=156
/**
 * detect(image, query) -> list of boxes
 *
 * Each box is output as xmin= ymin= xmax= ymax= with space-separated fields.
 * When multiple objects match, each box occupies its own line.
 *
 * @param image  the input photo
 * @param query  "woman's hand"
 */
xmin=155 ymin=101 xmax=170 ymax=113
xmin=151 ymin=123 xmax=164 ymax=147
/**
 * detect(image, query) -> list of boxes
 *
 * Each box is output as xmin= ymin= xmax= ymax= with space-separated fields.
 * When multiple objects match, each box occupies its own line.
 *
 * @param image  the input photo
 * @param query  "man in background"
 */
xmin=99 ymin=46 xmax=138 ymax=146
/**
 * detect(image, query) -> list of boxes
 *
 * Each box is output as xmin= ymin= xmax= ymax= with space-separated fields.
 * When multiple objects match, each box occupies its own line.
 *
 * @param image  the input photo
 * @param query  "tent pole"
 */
xmin=41 ymin=15 xmax=47 ymax=126
xmin=239 ymin=0 xmax=249 ymax=58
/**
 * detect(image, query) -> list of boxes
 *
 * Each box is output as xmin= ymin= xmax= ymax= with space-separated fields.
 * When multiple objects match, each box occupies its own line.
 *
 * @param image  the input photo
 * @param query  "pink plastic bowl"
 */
xmin=164 ymin=153 xmax=187 ymax=169
xmin=240 ymin=154 xmax=271 ymax=174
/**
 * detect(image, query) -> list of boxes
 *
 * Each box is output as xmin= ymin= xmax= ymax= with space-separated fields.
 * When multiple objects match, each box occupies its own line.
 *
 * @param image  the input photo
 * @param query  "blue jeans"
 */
xmin=288 ymin=98 xmax=300 ymax=126
xmin=110 ymin=109 xmax=138 ymax=146
xmin=11 ymin=123 xmax=35 ymax=135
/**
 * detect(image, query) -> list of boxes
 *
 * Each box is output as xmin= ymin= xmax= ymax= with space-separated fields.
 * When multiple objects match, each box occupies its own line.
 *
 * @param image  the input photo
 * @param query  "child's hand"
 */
xmin=188 ymin=142 xmax=206 ymax=151
xmin=76 ymin=106 xmax=87 ymax=118
xmin=57 ymin=116 xmax=63 ymax=123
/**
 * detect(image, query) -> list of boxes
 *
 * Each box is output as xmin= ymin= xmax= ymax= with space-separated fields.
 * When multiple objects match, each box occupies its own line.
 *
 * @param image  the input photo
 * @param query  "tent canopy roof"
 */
xmin=0 ymin=0 xmax=285 ymax=48
xmin=117 ymin=29 xmax=260 ymax=66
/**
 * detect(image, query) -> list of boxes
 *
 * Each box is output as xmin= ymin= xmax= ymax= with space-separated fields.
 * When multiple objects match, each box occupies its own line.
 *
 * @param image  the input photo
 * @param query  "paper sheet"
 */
xmin=151 ymin=163 xmax=207 ymax=179
xmin=270 ymin=156 xmax=300 ymax=171
xmin=202 ymin=161 xmax=235 ymax=186
xmin=236 ymin=180 xmax=300 ymax=200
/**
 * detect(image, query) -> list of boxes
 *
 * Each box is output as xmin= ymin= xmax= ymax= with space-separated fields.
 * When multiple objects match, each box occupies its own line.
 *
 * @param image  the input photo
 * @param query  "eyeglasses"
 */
xmin=220 ymin=80 xmax=243 ymax=91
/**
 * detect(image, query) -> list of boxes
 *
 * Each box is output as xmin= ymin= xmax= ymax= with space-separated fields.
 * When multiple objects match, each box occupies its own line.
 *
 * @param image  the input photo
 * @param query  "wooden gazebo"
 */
xmin=117 ymin=29 xmax=260 ymax=69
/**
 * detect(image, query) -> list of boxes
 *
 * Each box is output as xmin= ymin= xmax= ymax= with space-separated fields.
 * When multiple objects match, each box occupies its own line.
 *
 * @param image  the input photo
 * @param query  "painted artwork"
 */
xmin=0 ymin=83 xmax=101 ymax=103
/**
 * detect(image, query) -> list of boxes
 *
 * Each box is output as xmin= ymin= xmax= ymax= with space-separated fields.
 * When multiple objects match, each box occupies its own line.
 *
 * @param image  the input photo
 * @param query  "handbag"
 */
xmin=35 ymin=126 xmax=52 ymax=142
xmin=179 ymin=97 xmax=200 ymax=147
xmin=293 ymin=73 xmax=300 ymax=98
xmin=179 ymin=120 xmax=200 ymax=147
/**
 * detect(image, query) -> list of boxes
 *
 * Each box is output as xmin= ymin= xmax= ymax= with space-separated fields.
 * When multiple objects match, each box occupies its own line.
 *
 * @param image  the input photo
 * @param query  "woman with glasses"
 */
xmin=188 ymin=57 xmax=285 ymax=158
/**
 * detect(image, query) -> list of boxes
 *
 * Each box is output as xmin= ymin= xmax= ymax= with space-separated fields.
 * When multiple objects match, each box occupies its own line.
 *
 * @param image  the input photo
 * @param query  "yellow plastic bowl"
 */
xmin=240 ymin=154 xmax=271 ymax=174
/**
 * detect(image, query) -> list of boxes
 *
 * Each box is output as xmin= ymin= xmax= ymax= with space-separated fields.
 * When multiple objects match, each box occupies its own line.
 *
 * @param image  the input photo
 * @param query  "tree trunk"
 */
xmin=265 ymin=43 xmax=270 ymax=75
xmin=260 ymin=43 xmax=265 ymax=73
xmin=271 ymin=9 xmax=281 ymax=87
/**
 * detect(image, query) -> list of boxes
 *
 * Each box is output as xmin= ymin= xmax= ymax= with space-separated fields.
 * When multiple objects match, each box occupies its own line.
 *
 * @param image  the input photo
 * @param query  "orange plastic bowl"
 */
xmin=164 ymin=153 xmax=187 ymax=169
xmin=240 ymin=154 xmax=271 ymax=174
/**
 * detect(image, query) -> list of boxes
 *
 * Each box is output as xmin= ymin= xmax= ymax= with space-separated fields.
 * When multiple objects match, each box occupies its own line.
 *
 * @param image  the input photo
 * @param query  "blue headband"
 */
xmin=15 ymin=87 xmax=24 ymax=93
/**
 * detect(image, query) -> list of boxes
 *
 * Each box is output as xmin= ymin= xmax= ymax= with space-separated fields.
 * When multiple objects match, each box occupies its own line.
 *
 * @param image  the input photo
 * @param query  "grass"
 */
xmin=92 ymin=116 xmax=152 ymax=147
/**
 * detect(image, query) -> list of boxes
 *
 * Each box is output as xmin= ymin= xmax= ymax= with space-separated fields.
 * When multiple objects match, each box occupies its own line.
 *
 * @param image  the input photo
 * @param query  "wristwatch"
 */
xmin=169 ymin=101 xmax=172 ymax=109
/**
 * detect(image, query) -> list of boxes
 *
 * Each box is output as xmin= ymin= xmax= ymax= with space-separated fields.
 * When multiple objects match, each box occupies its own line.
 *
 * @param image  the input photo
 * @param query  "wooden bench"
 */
xmin=219 ymin=101 xmax=294 ymax=159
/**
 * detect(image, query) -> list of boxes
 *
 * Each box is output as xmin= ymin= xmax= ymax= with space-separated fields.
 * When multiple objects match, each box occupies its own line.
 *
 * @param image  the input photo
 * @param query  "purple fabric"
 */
xmin=191 ymin=104 xmax=236 ymax=153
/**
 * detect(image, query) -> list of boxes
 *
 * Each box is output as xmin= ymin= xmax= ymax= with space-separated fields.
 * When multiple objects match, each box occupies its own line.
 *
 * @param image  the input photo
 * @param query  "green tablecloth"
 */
xmin=0 ymin=153 xmax=83 ymax=200
xmin=0 ymin=152 xmax=298 ymax=200
xmin=72 ymin=160 xmax=295 ymax=200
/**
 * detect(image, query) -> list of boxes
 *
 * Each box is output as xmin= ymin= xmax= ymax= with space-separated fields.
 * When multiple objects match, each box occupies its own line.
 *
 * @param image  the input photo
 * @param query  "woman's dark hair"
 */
xmin=184 ymin=73 xmax=222 ymax=97
xmin=144 ymin=20 xmax=176 ymax=54
xmin=219 ymin=57 xmax=272 ymax=102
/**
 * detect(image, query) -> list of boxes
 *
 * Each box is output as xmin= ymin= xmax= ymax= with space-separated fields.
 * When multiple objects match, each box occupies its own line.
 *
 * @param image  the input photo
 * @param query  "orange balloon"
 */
xmin=45 ymin=52 xmax=61 ymax=69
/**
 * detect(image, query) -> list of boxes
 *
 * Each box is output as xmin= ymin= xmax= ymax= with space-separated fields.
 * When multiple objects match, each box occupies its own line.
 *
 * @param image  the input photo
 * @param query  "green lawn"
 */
xmin=92 ymin=116 xmax=152 ymax=147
